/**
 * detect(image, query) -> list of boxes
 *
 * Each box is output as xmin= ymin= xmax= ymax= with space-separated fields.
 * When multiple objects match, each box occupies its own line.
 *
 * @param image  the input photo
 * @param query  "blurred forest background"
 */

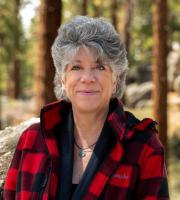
xmin=0 ymin=0 xmax=180 ymax=199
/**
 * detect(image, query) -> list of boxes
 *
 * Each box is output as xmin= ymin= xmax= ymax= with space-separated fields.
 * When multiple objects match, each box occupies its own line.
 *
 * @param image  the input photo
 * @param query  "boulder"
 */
xmin=167 ymin=42 xmax=180 ymax=92
xmin=125 ymin=82 xmax=153 ymax=108
xmin=127 ymin=64 xmax=152 ymax=84
xmin=174 ymin=76 xmax=180 ymax=94
xmin=0 ymin=118 xmax=39 ymax=186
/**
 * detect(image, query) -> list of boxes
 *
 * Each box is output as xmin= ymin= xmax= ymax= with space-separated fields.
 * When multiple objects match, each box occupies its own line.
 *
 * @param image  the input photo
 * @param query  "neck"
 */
xmin=72 ymin=108 xmax=108 ymax=148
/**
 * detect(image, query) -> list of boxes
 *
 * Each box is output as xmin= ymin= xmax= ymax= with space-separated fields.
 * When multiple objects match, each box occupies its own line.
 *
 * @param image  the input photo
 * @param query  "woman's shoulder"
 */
xmin=125 ymin=110 xmax=163 ymax=150
xmin=16 ymin=122 xmax=45 ymax=151
xmin=21 ymin=122 xmax=41 ymax=137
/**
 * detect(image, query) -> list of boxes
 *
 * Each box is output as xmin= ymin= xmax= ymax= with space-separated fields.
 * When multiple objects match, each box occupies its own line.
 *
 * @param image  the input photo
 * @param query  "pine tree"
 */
xmin=36 ymin=0 xmax=62 ymax=113
xmin=152 ymin=0 xmax=168 ymax=154
xmin=111 ymin=0 xmax=118 ymax=30
xmin=122 ymin=0 xmax=134 ymax=57
xmin=82 ymin=0 xmax=88 ymax=15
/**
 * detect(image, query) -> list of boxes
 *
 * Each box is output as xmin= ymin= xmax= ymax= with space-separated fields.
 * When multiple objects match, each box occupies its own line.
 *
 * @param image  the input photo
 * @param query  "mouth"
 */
xmin=76 ymin=90 xmax=100 ymax=95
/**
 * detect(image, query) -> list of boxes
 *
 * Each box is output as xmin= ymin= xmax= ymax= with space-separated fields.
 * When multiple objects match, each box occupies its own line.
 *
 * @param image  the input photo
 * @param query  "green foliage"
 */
xmin=0 ymin=0 xmax=31 ymax=95
xmin=21 ymin=22 xmax=37 ymax=92
xmin=130 ymin=1 xmax=152 ymax=67
xmin=128 ymin=0 xmax=180 ymax=79
xmin=169 ymin=0 xmax=180 ymax=42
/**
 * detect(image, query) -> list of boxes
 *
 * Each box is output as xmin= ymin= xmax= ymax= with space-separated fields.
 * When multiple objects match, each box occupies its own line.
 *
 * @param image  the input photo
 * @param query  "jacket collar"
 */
xmin=40 ymin=98 xmax=156 ymax=145
xmin=40 ymin=99 xmax=71 ymax=132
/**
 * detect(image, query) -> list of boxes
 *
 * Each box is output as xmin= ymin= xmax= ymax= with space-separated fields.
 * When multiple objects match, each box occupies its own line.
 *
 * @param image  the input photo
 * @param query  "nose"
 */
xmin=80 ymin=69 xmax=95 ymax=83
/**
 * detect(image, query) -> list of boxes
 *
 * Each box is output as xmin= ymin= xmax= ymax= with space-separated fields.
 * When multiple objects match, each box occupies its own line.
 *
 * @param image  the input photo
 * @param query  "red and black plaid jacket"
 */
xmin=3 ymin=98 xmax=169 ymax=199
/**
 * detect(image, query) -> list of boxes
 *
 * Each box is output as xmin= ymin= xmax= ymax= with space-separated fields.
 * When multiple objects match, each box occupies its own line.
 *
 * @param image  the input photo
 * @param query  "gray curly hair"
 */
xmin=51 ymin=16 xmax=128 ymax=100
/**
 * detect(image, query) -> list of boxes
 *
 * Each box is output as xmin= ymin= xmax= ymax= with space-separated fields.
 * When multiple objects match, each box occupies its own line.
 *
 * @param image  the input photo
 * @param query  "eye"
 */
xmin=71 ymin=65 xmax=81 ymax=71
xmin=96 ymin=64 xmax=105 ymax=70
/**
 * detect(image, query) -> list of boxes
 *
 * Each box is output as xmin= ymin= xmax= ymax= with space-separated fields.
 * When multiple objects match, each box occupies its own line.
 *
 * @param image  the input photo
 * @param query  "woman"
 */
xmin=3 ymin=16 xmax=169 ymax=199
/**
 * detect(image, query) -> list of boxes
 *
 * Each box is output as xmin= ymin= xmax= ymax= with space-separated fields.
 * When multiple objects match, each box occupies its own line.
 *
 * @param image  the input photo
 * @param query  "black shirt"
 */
xmin=54 ymin=107 xmax=115 ymax=200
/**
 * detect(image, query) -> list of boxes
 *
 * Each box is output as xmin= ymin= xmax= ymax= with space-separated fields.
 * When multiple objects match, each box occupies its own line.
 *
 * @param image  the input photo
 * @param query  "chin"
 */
xmin=73 ymin=102 xmax=100 ymax=113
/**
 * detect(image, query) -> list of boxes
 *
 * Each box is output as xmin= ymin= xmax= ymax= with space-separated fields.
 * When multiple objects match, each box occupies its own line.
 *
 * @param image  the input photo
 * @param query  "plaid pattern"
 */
xmin=3 ymin=98 xmax=169 ymax=199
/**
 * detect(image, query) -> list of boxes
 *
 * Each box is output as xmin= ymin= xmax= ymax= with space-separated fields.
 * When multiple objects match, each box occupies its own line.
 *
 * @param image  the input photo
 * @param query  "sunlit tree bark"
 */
xmin=111 ymin=0 xmax=118 ymax=30
xmin=122 ymin=0 xmax=134 ymax=58
xmin=36 ymin=0 xmax=62 ymax=113
xmin=152 ymin=0 xmax=168 ymax=154
xmin=93 ymin=0 xmax=101 ymax=17
xmin=0 ymin=90 xmax=1 ymax=129
xmin=82 ymin=0 xmax=88 ymax=15
xmin=9 ymin=0 xmax=21 ymax=99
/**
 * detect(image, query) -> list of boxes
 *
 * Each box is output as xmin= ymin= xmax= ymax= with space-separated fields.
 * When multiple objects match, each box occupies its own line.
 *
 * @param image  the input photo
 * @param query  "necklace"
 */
xmin=74 ymin=139 xmax=97 ymax=158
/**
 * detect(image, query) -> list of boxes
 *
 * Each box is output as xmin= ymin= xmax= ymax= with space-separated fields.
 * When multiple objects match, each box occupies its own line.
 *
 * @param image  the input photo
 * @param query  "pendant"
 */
xmin=79 ymin=149 xmax=86 ymax=157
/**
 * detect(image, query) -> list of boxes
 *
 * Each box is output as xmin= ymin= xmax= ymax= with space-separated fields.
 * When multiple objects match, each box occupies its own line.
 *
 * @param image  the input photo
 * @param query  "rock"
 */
xmin=174 ymin=76 xmax=180 ymax=94
xmin=127 ymin=64 xmax=152 ymax=84
xmin=125 ymin=82 xmax=152 ymax=108
xmin=136 ymin=64 xmax=152 ymax=84
xmin=135 ymin=99 xmax=153 ymax=108
xmin=168 ymin=42 xmax=180 ymax=91
xmin=0 ymin=96 xmax=36 ymax=129
xmin=0 ymin=117 xmax=40 ymax=185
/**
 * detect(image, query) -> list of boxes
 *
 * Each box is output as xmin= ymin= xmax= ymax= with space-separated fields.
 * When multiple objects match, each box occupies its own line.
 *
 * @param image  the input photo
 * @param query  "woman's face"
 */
xmin=62 ymin=46 xmax=116 ymax=114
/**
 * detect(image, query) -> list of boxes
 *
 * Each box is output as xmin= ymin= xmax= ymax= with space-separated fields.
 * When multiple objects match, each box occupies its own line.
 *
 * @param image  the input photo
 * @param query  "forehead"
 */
xmin=70 ymin=46 xmax=97 ymax=63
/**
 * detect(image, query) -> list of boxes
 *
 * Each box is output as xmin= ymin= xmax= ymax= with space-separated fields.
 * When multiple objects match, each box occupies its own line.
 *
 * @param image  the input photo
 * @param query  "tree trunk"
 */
xmin=13 ymin=58 xmax=21 ymax=98
xmin=121 ymin=0 xmax=134 ymax=104
xmin=111 ymin=0 xmax=118 ymax=30
xmin=93 ymin=0 xmax=101 ymax=17
xmin=9 ymin=0 xmax=21 ymax=99
xmin=0 ymin=88 xmax=1 ymax=130
xmin=152 ymin=0 xmax=168 ymax=154
xmin=122 ymin=0 xmax=134 ymax=58
xmin=82 ymin=0 xmax=88 ymax=15
xmin=36 ymin=0 xmax=62 ymax=113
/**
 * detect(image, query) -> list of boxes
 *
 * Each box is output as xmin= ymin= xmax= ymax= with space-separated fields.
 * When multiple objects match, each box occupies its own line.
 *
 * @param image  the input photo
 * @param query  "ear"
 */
xmin=112 ymin=75 xmax=118 ymax=94
xmin=61 ymin=78 xmax=66 ymax=90
xmin=112 ymin=74 xmax=118 ymax=86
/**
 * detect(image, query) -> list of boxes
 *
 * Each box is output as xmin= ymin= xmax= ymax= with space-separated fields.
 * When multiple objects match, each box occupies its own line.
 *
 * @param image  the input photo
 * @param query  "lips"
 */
xmin=77 ymin=90 xmax=99 ymax=92
xmin=76 ymin=90 xmax=100 ymax=95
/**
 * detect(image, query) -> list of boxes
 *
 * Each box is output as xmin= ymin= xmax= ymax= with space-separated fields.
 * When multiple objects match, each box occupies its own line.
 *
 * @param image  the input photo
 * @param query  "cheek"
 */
xmin=106 ymin=75 xmax=116 ymax=90
xmin=63 ymin=78 xmax=78 ymax=94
